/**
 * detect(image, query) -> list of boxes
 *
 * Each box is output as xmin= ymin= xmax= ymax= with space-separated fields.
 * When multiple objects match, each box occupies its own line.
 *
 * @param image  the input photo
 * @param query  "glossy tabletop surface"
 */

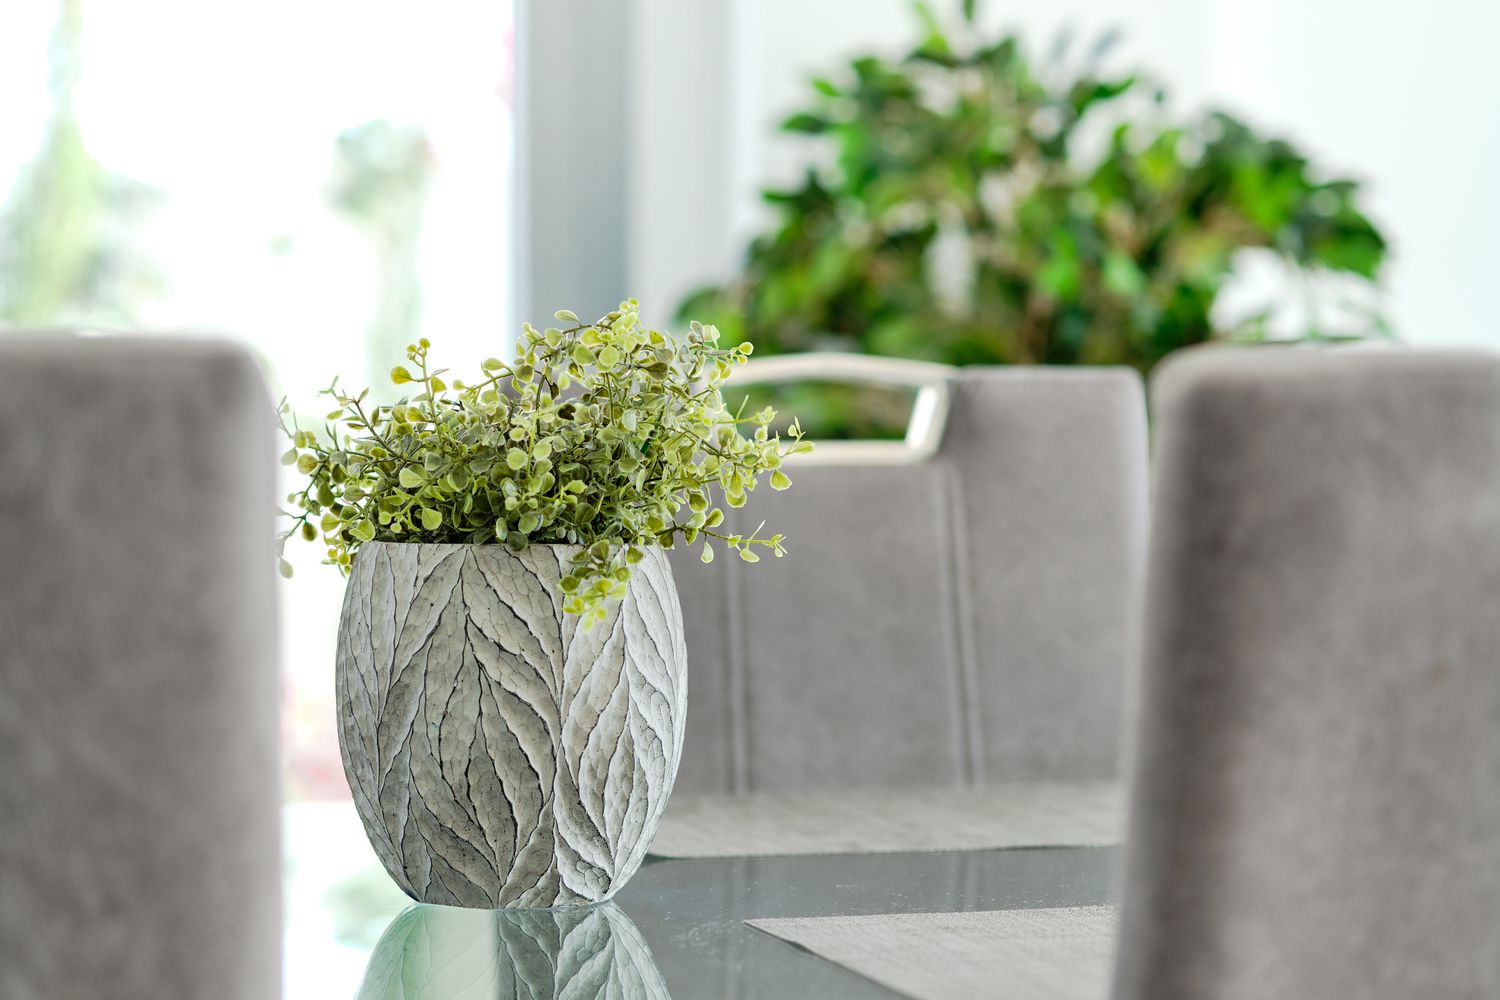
xmin=285 ymin=804 xmax=1118 ymax=999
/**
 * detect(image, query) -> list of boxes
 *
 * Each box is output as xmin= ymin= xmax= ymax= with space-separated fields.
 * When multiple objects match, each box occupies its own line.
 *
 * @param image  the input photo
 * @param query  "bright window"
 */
xmin=0 ymin=0 xmax=517 ymax=802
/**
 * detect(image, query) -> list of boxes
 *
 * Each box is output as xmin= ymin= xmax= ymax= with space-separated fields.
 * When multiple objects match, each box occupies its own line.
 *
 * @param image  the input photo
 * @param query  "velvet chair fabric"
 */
xmin=669 ymin=366 xmax=1149 ymax=793
xmin=1114 ymin=346 xmax=1500 ymax=1000
xmin=0 ymin=337 xmax=281 ymax=1000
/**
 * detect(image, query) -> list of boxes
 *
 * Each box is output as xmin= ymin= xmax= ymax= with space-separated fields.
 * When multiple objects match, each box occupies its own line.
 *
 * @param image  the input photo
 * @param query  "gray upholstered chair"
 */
xmin=0 ymin=336 xmax=282 ymax=999
xmin=1113 ymin=346 xmax=1500 ymax=1000
xmin=669 ymin=355 xmax=1149 ymax=793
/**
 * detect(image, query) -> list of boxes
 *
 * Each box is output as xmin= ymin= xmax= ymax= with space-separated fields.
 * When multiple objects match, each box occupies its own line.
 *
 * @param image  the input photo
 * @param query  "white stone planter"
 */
xmin=336 ymin=542 xmax=687 ymax=908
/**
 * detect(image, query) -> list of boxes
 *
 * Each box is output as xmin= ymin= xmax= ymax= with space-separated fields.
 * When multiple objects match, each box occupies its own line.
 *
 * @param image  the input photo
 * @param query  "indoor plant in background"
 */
xmin=280 ymin=301 xmax=807 ymax=908
xmin=680 ymin=0 xmax=1390 ymax=438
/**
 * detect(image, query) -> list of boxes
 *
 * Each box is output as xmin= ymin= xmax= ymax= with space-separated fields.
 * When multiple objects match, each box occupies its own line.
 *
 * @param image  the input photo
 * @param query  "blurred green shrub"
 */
xmin=679 ymin=2 xmax=1389 ymax=437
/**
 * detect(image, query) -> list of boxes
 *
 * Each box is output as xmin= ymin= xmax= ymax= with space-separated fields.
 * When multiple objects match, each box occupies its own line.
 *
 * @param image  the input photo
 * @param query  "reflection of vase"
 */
xmin=336 ymin=542 xmax=688 ymax=908
xmin=356 ymin=902 xmax=672 ymax=1000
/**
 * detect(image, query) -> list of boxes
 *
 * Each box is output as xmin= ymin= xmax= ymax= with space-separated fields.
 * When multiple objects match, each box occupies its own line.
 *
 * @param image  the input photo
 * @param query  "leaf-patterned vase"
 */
xmin=336 ymin=542 xmax=687 ymax=908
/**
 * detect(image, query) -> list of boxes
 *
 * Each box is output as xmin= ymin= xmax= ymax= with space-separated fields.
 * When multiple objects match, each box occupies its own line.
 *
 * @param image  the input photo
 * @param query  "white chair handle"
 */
xmin=728 ymin=353 xmax=956 ymax=465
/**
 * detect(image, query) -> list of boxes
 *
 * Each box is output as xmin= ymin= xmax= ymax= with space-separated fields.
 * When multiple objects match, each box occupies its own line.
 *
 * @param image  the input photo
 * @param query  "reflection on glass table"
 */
xmin=286 ymin=803 xmax=1117 ymax=999
xmin=356 ymin=902 xmax=668 ymax=999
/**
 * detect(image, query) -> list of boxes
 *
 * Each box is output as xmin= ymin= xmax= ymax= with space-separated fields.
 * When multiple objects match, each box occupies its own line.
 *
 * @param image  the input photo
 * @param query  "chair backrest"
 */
xmin=669 ymin=357 xmax=1148 ymax=793
xmin=0 ymin=336 xmax=281 ymax=1000
xmin=1114 ymin=346 xmax=1500 ymax=1000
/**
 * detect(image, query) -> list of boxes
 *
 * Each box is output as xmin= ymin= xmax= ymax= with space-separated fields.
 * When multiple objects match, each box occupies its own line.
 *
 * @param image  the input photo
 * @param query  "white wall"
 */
xmin=1206 ymin=0 xmax=1500 ymax=345
xmin=615 ymin=0 xmax=1500 ymax=345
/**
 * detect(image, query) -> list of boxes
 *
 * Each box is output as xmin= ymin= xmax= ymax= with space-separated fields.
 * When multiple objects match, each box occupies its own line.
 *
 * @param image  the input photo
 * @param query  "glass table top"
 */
xmin=285 ymin=803 xmax=1119 ymax=998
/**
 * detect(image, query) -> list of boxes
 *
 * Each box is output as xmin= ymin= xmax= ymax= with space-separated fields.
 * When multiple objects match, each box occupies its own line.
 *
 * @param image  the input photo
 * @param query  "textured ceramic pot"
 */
xmin=336 ymin=541 xmax=688 ymax=908
xmin=356 ymin=902 xmax=669 ymax=1000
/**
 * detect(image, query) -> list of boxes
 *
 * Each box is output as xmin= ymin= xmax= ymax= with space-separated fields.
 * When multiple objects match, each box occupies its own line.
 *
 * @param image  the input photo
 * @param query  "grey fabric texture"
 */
xmin=648 ymin=782 xmax=1122 ymax=858
xmin=1113 ymin=346 xmax=1500 ymax=1000
xmin=669 ymin=367 xmax=1148 ymax=793
xmin=748 ymin=906 xmax=1116 ymax=1000
xmin=0 ymin=337 xmax=282 ymax=1000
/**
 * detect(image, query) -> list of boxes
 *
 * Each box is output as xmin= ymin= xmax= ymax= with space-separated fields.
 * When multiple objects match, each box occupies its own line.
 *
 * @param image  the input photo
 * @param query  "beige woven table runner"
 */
xmin=649 ymin=782 xmax=1123 ymax=858
xmin=748 ymin=906 xmax=1116 ymax=1000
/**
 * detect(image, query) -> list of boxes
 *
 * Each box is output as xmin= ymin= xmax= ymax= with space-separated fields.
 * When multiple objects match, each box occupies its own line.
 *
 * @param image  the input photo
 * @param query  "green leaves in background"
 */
xmin=679 ymin=5 xmax=1389 ymax=438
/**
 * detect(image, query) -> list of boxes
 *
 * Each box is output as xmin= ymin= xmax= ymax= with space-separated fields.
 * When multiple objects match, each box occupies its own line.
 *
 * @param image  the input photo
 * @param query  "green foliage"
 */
xmin=680 ymin=8 xmax=1389 ymax=437
xmin=279 ymin=301 xmax=810 ymax=626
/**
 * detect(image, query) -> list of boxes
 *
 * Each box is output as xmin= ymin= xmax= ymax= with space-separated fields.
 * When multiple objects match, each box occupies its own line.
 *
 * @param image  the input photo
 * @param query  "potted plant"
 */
xmin=279 ymin=300 xmax=807 ymax=908
xmin=679 ymin=5 xmax=1389 ymax=439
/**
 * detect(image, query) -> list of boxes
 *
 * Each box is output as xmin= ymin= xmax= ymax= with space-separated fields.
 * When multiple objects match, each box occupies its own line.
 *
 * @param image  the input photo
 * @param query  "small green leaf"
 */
xmin=913 ymin=1 xmax=952 ymax=58
xmin=770 ymin=470 xmax=792 ymax=491
xmin=390 ymin=366 xmax=413 ymax=384
xmin=419 ymin=508 xmax=443 ymax=531
xmin=738 ymin=547 xmax=760 ymax=563
xmin=398 ymin=467 xmax=425 ymax=489
xmin=506 ymin=448 xmax=528 ymax=470
xmin=781 ymin=111 xmax=830 ymax=134
xmin=554 ymin=309 xmax=580 ymax=322
xmin=700 ymin=544 xmax=715 ymax=564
